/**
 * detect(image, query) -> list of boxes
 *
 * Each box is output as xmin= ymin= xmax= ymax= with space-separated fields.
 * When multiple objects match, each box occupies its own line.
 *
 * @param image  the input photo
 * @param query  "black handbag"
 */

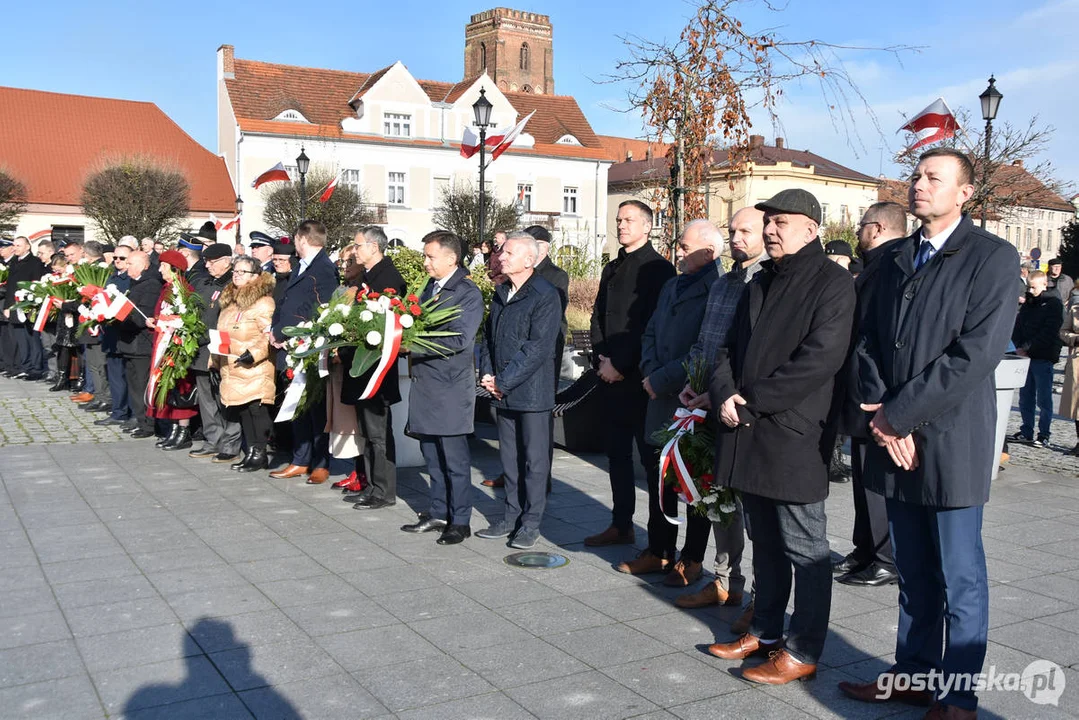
xmin=167 ymin=383 xmax=199 ymax=409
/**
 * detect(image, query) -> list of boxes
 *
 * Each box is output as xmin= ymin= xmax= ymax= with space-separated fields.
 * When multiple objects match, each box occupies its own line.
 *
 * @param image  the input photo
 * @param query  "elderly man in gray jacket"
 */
xmin=615 ymin=220 xmax=721 ymax=577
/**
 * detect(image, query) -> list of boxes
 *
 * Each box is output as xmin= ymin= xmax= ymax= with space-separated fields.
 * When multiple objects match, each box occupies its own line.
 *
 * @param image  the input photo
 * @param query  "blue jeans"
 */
xmin=1019 ymin=359 xmax=1054 ymax=439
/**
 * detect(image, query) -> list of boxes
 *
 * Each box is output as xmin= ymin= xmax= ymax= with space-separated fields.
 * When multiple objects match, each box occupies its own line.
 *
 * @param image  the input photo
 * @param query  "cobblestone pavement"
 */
xmin=1003 ymin=361 xmax=1079 ymax=477
xmin=0 ymin=378 xmax=131 ymax=446
xmin=1 ymin=375 xmax=1077 ymax=719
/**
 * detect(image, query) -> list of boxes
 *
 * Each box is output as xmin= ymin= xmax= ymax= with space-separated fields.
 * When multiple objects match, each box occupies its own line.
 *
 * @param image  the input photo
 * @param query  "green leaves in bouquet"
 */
xmin=349 ymin=345 xmax=379 ymax=378
xmin=683 ymin=355 xmax=711 ymax=396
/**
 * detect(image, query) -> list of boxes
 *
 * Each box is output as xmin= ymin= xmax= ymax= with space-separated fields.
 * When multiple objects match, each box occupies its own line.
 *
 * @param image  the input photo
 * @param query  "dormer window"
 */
xmin=556 ymin=134 xmax=581 ymax=146
xmin=273 ymin=109 xmax=310 ymax=123
xmin=384 ymin=112 xmax=411 ymax=138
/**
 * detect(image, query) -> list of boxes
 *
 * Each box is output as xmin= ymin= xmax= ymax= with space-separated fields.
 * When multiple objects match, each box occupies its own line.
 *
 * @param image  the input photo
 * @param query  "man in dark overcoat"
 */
xmin=3 ymin=237 xmax=47 ymax=378
xmin=269 ymin=220 xmax=340 ymax=483
xmin=840 ymin=149 xmax=1020 ymax=718
xmin=476 ymin=232 xmax=562 ymax=549
xmin=340 ymin=226 xmax=407 ymax=510
xmin=585 ymin=200 xmax=675 ymax=546
xmin=115 ymin=251 xmax=164 ymax=439
xmin=708 ymin=189 xmax=855 ymax=685
xmin=400 ymin=231 xmax=484 ymax=546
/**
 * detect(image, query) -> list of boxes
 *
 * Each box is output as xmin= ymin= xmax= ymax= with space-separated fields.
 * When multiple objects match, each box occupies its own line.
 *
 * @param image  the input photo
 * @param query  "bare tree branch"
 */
xmin=0 ymin=170 xmax=28 ymax=230
xmin=81 ymin=157 xmax=190 ymax=242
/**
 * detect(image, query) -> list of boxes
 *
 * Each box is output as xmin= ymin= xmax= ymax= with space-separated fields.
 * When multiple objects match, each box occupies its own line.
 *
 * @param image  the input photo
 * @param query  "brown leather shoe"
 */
xmin=706 ymin=633 xmax=779 ymax=661
xmin=481 ymin=474 xmax=506 ymax=488
xmin=730 ymin=601 xmax=754 ymax=635
xmin=306 ymin=468 xmax=330 ymax=484
xmin=70 ymin=392 xmax=95 ymax=403
xmin=838 ymin=675 xmax=934 ymax=706
xmin=269 ymin=464 xmax=308 ymax=479
xmin=614 ymin=550 xmax=670 ymax=575
xmin=741 ymin=649 xmax=817 ymax=685
xmin=675 ymin=580 xmax=744 ymax=608
xmin=923 ymin=702 xmax=977 ymax=719
xmin=663 ymin=559 xmax=703 ymax=587
xmin=583 ymin=526 xmax=635 ymax=547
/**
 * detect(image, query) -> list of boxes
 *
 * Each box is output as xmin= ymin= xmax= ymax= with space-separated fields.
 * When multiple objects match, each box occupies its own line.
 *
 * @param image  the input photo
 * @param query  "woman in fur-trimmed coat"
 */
xmin=213 ymin=256 xmax=276 ymax=472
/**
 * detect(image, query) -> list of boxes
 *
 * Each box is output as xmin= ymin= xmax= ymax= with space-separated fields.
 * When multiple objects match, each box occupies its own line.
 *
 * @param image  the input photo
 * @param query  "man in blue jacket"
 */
xmin=1009 ymin=269 xmax=1063 ymax=448
xmin=400 ymin=231 xmax=485 ymax=546
xmin=841 ymin=148 xmax=1020 ymax=717
xmin=476 ymin=232 xmax=562 ymax=549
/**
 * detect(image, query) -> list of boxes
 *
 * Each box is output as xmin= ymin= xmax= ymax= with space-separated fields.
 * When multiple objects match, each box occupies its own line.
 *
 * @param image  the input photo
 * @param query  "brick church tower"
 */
xmin=464 ymin=8 xmax=554 ymax=95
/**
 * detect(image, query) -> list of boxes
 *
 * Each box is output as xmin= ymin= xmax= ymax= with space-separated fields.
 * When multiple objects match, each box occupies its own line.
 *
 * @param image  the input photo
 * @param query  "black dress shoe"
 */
xmin=12 ymin=372 xmax=29 ymax=380
xmin=23 ymin=373 xmax=44 ymax=381
xmin=832 ymin=554 xmax=867 ymax=575
xmin=343 ymin=491 xmax=372 ymax=503
xmin=353 ymin=496 xmax=396 ymax=510
xmin=130 ymin=427 xmax=155 ymax=439
xmin=82 ymin=400 xmax=109 ymax=412
xmin=401 ymin=515 xmax=448 ymax=533
xmin=94 ymin=417 xmax=127 ymax=426
xmin=436 ymin=524 xmax=471 ymax=545
xmin=837 ymin=563 xmax=899 ymax=587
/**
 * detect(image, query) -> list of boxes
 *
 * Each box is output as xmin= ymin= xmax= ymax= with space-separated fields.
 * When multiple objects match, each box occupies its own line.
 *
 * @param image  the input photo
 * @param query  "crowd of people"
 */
xmin=0 ymin=146 xmax=1035 ymax=717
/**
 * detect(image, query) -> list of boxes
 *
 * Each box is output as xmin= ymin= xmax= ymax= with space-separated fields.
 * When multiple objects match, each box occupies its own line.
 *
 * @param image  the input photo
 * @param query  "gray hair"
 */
xmin=505 ymin=231 xmax=540 ymax=264
xmin=118 ymin=235 xmax=138 ymax=248
xmin=361 ymin=225 xmax=389 ymax=253
xmin=232 ymin=255 xmax=261 ymax=275
xmin=83 ymin=240 xmax=106 ymax=260
xmin=683 ymin=219 xmax=723 ymax=249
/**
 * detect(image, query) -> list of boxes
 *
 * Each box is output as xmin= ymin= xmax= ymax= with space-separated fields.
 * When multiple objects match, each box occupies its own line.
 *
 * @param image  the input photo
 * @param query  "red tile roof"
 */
xmin=0 ymin=86 xmax=235 ymax=213
xmin=879 ymin=164 xmax=1074 ymax=217
xmin=225 ymin=56 xmax=606 ymax=160
xmin=597 ymin=135 xmax=671 ymax=164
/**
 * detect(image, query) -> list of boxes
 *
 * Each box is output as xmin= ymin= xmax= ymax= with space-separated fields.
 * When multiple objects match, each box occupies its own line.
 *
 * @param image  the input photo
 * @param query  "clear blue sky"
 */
xmin=3 ymin=0 xmax=1077 ymax=188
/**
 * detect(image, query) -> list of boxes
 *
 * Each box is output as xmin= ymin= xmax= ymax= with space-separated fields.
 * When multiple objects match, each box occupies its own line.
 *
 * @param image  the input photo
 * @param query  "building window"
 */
xmin=839 ymin=205 xmax=849 ymax=223
xmin=1026 ymin=228 xmax=1033 ymax=247
xmin=563 ymin=186 xmax=578 ymax=214
xmin=342 ymin=169 xmax=361 ymax=194
xmin=1048 ymin=229 xmax=1053 ymax=246
xmin=387 ymin=172 xmax=406 ymax=205
xmin=51 ymin=226 xmax=85 ymax=244
xmin=517 ymin=184 xmax=533 ymax=212
xmin=1038 ymin=229 xmax=1043 ymax=246
xmin=1005 ymin=225 xmax=1010 ymax=242
xmin=285 ymin=165 xmax=298 ymax=181
xmin=383 ymin=113 xmax=411 ymax=138
xmin=858 ymin=207 xmax=866 ymax=220
xmin=480 ymin=42 xmax=487 ymax=69
xmin=520 ymin=43 xmax=530 ymax=70
xmin=653 ymin=209 xmax=667 ymax=229
xmin=821 ymin=203 xmax=830 ymax=223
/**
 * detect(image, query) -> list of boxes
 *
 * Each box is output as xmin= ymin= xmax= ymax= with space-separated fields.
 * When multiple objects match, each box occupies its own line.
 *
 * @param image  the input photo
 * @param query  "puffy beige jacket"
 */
xmin=214 ymin=273 xmax=276 ymax=407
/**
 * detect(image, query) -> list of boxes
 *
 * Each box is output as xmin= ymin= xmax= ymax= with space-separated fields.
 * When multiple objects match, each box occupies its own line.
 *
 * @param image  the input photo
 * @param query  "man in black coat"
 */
xmin=188 ymin=243 xmax=241 ymax=462
xmin=2 ymin=237 xmax=47 ymax=379
xmin=477 ymin=232 xmax=562 ymax=549
xmin=708 ymin=189 xmax=855 ymax=685
xmin=400 ymin=231 xmax=485 ymax=546
xmin=1010 ymin=270 xmax=1064 ymax=448
xmin=841 ymin=149 xmax=1019 ymax=717
xmin=0 ymin=238 xmax=15 ymax=376
xmin=269 ymin=221 xmax=340 ymax=483
xmin=340 ymin=227 xmax=407 ymax=510
xmin=524 ymin=225 xmax=569 ymax=382
xmin=585 ymin=200 xmax=676 ymax=546
xmin=94 ymin=249 xmax=133 ymax=426
xmin=833 ymin=202 xmax=908 ymax=588
xmin=115 ymin=252 xmax=164 ymax=438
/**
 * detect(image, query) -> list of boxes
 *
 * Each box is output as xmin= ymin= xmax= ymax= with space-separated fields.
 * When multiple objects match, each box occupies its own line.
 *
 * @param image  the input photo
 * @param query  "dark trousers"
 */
xmin=227 ymin=400 xmax=272 ymax=447
xmin=887 ymin=499 xmax=987 ymax=712
xmin=419 ymin=434 xmax=472 ymax=525
xmin=603 ymin=385 xmax=651 ymax=532
xmin=106 ymin=354 xmax=130 ymax=420
xmin=679 ymin=499 xmax=747 ymax=594
xmin=0 ymin=324 xmax=15 ymax=372
xmin=12 ymin=324 xmax=42 ymax=374
xmin=850 ymin=439 xmax=893 ymax=567
xmin=291 ymin=397 xmax=329 ymax=469
xmin=85 ymin=344 xmax=110 ymax=404
xmin=355 ymin=400 xmax=396 ymax=501
xmin=39 ymin=329 xmax=56 ymax=376
xmin=1019 ymin=358 xmax=1054 ymax=439
xmin=497 ymin=409 xmax=553 ymax=532
xmin=195 ymin=371 xmax=241 ymax=453
xmin=645 ymin=444 xmax=679 ymax=558
xmin=124 ymin=355 xmax=152 ymax=430
xmin=743 ymin=492 xmax=831 ymax=664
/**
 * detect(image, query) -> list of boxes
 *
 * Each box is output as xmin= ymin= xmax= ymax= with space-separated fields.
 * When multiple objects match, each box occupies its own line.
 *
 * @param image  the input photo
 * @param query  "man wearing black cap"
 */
xmin=249 ymin=232 xmax=276 ymax=273
xmin=707 ymin=189 xmax=854 ymax=685
xmin=824 ymin=240 xmax=853 ymax=271
xmin=1046 ymin=257 xmax=1074 ymax=304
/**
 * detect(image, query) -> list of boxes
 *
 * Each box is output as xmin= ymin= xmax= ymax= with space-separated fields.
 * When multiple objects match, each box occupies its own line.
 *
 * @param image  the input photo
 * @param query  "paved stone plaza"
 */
xmin=1 ymin=375 xmax=1078 ymax=719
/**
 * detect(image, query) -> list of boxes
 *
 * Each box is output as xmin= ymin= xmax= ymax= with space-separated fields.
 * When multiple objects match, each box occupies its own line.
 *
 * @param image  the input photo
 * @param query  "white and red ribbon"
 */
xmin=33 ymin=296 xmax=57 ymax=332
xmin=359 ymin=310 xmax=404 ymax=400
xmin=658 ymin=408 xmax=707 ymax=525
xmin=145 ymin=315 xmax=183 ymax=405
xmin=275 ymin=368 xmax=306 ymax=423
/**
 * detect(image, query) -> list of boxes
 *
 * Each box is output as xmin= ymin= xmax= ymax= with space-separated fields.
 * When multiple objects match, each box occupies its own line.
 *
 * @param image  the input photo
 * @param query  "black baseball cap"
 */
xmin=824 ymin=240 xmax=853 ymax=258
xmin=755 ymin=189 xmax=823 ymax=225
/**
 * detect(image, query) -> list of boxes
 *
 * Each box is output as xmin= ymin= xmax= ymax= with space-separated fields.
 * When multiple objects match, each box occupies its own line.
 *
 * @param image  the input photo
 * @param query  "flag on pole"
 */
xmin=208 ymin=329 xmax=231 ymax=356
xmin=459 ymin=111 xmax=536 ymax=160
xmin=220 ymin=215 xmax=240 ymax=231
xmin=899 ymin=98 xmax=960 ymax=152
xmin=252 ymin=162 xmax=291 ymax=188
xmin=209 ymin=213 xmax=223 ymax=231
xmin=319 ymin=172 xmax=341 ymax=203
xmin=490 ymin=111 xmax=535 ymax=161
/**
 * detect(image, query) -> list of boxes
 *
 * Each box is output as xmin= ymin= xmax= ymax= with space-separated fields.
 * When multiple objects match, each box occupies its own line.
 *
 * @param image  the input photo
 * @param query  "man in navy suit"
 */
xmin=841 ymin=148 xmax=1020 ymax=718
xmin=269 ymin=220 xmax=340 ymax=484
xmin=400 ymin=230 xmax=485 ymax=546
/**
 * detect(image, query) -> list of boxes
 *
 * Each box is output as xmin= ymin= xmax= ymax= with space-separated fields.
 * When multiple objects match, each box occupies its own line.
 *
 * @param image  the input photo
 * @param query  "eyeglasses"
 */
xmin=857 ymin=221 xmax=880 ymax=231
xmin=233 ymin=269 xmax=260 ymax=276
xmin=115 ymin=256 xmax=129 ymax=261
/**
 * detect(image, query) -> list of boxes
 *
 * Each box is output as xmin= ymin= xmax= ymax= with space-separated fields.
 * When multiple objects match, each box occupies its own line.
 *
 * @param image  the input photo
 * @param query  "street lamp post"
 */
xmin=296 ymin=147 xmax=310 ymax=222
xmin=978 ymin=76 xmax=1003 ymax=229
xmin=235 ymin=195 xmax=243 ymax=245
xmin=472 ymin=89 xmax=493 ymax=255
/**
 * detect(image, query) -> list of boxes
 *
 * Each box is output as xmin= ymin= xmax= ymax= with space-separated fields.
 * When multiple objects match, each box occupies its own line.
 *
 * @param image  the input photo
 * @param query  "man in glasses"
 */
xmin=94 ymin=246 xmax=135 ymax=425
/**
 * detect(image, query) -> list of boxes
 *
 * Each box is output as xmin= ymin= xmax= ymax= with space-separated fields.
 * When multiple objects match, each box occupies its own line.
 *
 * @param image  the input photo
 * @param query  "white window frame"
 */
xmin=341 ymin=169 xmax=362 ymax=195
xmin=563 ymin=186 xmax=578 ymax=215
xmin=387 ymin=171 xmax=407 ymax=206
xmin=653 ymin=208 xmax=667 ymax=229
xmin=383 ymin=112 xmax=412 ymax=138
xmin=517 ymin=183 xmax=533 ymax=212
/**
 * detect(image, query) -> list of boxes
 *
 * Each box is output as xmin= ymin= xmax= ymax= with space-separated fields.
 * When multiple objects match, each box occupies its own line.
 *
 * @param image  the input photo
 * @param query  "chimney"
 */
xmin=775 ymin=137 xmax=785 ymax=149
xmin=1012 ymin=159 xmax=1024 ymax=168
xmin=218 ymin=44 xmax=235 ymax=78
xmin=749 ymin=134 xmax=765 ymax=149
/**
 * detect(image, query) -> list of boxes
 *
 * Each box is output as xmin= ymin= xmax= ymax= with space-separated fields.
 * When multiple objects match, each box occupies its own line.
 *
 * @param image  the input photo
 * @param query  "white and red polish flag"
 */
xmin=899 ymin=98 xmax=960 ymax=152
xmin=459 ymin=111 xmax=536 ymax=160
xmin=209 ymin=214 xmax=223 ymax=231
xmin=220 ymin=215 xmax=240 ymax=231
xmin=105 ymin=291 xmax=136 ymax=321
xmin=208 ymin=329 xmax=231 ymax=356
xmin=319 ymin=172 xmax=341 ymax=203
xmin=252 ymin=162 xmax=291 ymax=189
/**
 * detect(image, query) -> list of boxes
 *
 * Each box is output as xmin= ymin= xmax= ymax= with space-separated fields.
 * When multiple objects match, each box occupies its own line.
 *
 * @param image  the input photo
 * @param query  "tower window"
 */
xmin=480 ymin=42 xmax=486 ymax=69
xmin=520 ymin=43 xmax=530 ymax=70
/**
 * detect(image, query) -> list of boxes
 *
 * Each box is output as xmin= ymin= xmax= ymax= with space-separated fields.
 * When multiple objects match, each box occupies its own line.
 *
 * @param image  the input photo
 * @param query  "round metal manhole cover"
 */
xmin=504 ymin=552 xmax=570 ymax=569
